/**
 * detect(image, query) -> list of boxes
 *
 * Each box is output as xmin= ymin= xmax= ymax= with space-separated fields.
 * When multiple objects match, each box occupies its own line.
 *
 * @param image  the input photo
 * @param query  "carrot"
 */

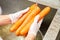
xmin=15 ymin=5 xmax=41 ymax=36
xmin=38 ymin=7 xmax=51 ymax=22
xmin=10 ymin=4 xmax=37 ymax=32
xmin=20 ymin=18 xmax=34 ymax=36
xmin=20 ymin=7 xmax=51 ymax=36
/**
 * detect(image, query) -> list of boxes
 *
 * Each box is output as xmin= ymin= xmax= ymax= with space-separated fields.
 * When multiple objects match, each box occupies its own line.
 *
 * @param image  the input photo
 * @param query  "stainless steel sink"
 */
xmin=0 ymin=0 xmax=58 ymax=40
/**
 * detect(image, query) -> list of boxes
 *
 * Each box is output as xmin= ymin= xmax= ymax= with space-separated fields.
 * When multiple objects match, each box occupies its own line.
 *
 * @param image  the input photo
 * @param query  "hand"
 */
xmin=9 ymin=7 xmax=29 ymax=23
xmin=25 ymin=15 xmax=43 ymax=40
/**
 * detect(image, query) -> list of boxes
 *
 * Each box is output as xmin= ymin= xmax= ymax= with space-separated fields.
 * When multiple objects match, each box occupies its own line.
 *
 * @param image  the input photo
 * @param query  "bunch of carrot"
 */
xmin=10 ymin=4 xmax=51 ymax=36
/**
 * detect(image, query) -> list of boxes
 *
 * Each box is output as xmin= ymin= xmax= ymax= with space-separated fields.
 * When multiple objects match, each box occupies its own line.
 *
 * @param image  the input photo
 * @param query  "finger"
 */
xmin=19 ymin=7 xmax=30 ymax=14
xmin=9 ymin=7 xmax=29 ymax=23
xmin=38 ymin=18 xmax=43 ymax=27
xmin=12 ymin=7 xmax=30 ymax=16
xmin=34 ymin=15 xmax=40 ymax=23
xmin=14 ymin=7 xmax=30 ymax=17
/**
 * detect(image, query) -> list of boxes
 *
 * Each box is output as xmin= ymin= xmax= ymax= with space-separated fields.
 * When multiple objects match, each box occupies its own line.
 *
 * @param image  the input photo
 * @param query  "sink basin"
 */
xmin=0 ymin=0 xmax=57 ymax=40
xmin=0 ymin=24 xmax=43 ymax=40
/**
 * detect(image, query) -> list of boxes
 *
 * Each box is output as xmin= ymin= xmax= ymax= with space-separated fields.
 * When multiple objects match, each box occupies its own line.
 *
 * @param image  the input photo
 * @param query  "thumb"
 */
xmin=19 ymin=7 xmax=30 ymax=14
xmin=38 ymin=19 xmax=43 ymax=27
xmin=12 ymin=7 xmax=30 ymax=16
xmin=34 ymin=15 xmax=40 ymax=23
xmin=8 ymin=7 xmax=29 ymax=23
xmin=34 ymin=15 xmax=43 ymax=27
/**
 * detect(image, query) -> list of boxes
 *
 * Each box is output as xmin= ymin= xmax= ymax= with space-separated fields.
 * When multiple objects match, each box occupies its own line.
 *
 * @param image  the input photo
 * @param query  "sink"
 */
xmin=0 ymin=0 xmax=57 ymax=40
xmin=0 ymin=24 xmax=43 ymax=40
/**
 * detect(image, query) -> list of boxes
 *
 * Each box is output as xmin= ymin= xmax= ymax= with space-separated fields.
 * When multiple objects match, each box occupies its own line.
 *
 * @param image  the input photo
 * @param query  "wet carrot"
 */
xmin=20 ymin=7 xmax=51 ymax=36
xmin=15 ymin=5 xmax=40 ymax=36
xmin=38 ymin=7 xmax=51 ymax=22
xmin=10 ymin=4 xmax=37 ymax=32
xmin=20 ymin=18 xmax=34 ymax=36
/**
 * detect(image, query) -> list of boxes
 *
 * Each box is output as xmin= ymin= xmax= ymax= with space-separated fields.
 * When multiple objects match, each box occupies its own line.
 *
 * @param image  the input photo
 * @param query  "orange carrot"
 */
xmin=20 ymin=18 xmax=34 ymax=36
xmin=15 ymin=5 xmax=40 ymax=36
xmin=20 ymin=7 xmax=51 ymax=36
xmin=38 ymin=7 xmax=51 ymax=22
xmin=10 ymin=4 xmax=37 ymax=32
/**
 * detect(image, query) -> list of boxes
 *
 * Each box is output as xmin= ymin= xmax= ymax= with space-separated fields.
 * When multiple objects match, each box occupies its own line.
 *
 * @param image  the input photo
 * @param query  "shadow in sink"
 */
xmin=39 ymin=5 xmax=57 ymax=35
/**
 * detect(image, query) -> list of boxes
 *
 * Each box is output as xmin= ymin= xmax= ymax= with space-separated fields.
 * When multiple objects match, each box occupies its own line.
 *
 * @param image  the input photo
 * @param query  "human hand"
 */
xmin=25 ymin=15 xmax=43 ymax=40
xmin=9 ymin=7 xmax=29 ymax=23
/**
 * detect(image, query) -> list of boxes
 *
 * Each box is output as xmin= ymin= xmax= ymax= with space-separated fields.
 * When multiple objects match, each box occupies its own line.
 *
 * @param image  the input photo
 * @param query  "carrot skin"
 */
xmin=10 ymin=4 xmax=37 ymax=32
xmin=15 ymin=5 xmax=40 ymax=36
xmin=20 ymin=7 xmax=51 ymax=36
xmin=38 ymin=7 xmax=51 ymax=22
xmin=20 ymin=18 xmax=34 ymax=36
